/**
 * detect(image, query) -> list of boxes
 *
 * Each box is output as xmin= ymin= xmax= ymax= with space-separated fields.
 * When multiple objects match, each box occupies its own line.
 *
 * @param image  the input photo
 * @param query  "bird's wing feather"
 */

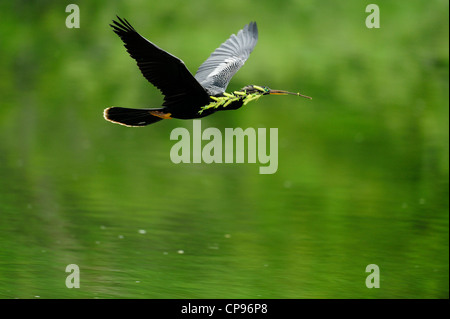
xmin=111 ymin=17 xmax=210 ymax=109
xmin=194 ymin=22 xmax=258 ymax=95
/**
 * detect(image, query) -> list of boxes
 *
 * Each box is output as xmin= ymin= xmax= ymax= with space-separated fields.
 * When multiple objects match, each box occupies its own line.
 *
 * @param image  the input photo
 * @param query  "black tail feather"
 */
xmin=103 ymin=107 xmax=164 ymax=127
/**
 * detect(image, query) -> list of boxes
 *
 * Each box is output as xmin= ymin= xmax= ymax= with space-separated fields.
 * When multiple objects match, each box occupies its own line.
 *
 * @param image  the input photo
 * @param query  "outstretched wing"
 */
xmin=111 ymin=17 xmax=210 ymax=109
xmin=194 ymin=22 xmax=258 ymax=96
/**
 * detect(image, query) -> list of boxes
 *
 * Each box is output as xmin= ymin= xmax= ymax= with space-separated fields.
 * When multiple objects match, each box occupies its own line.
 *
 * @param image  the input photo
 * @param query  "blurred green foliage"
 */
xmin=0 ymin=0 xmax=448 ymax=298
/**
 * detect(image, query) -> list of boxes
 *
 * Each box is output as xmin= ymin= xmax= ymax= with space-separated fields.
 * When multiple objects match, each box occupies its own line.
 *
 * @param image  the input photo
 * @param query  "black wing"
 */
xmin=111 ymin=17 xmax=210 ymax=110
xmin=194 ymin=22 xmax=258 ymax=96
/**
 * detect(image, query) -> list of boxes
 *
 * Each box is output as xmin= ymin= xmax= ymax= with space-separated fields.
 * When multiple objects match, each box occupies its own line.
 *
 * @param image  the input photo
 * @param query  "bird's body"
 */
xmin=104 ymin=17 xmax=311 ymax=127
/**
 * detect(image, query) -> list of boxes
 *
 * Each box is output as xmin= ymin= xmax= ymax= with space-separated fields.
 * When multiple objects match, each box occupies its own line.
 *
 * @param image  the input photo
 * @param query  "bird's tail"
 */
xmin=103 ymin=107 xmax=165 ymax=127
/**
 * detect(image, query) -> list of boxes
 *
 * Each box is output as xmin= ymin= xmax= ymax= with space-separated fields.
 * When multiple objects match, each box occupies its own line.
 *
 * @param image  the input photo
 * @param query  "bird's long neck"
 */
xmin=199 ymin=84 xmax=312 ymax=115
xmin=199 ymin=90 xmax=263 ymax=114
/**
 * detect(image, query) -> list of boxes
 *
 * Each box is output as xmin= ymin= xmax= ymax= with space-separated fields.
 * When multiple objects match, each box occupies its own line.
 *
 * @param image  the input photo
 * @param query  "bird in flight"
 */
xmin=104 ymin=16 xmax=311 ymax=127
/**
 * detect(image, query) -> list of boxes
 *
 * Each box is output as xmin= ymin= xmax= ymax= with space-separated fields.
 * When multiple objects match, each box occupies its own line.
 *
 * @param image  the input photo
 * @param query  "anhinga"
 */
xmin=104 ymin=17 xmax=311 ymax=127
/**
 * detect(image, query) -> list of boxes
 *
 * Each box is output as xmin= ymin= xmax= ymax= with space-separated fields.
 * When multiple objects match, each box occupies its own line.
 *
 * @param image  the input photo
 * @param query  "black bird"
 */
xmin=104 ymin=17 xmax=311 ymax=127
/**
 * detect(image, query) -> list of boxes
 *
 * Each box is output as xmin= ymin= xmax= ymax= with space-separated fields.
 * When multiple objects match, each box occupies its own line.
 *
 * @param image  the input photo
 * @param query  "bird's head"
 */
xmin=240 ymin=85 xmax=312 ymax=99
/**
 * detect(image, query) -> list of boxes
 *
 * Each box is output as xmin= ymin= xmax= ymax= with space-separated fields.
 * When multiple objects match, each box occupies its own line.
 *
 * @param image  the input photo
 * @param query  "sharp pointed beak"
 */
xmin=268 ymin=89 xmax=312 ymax=99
